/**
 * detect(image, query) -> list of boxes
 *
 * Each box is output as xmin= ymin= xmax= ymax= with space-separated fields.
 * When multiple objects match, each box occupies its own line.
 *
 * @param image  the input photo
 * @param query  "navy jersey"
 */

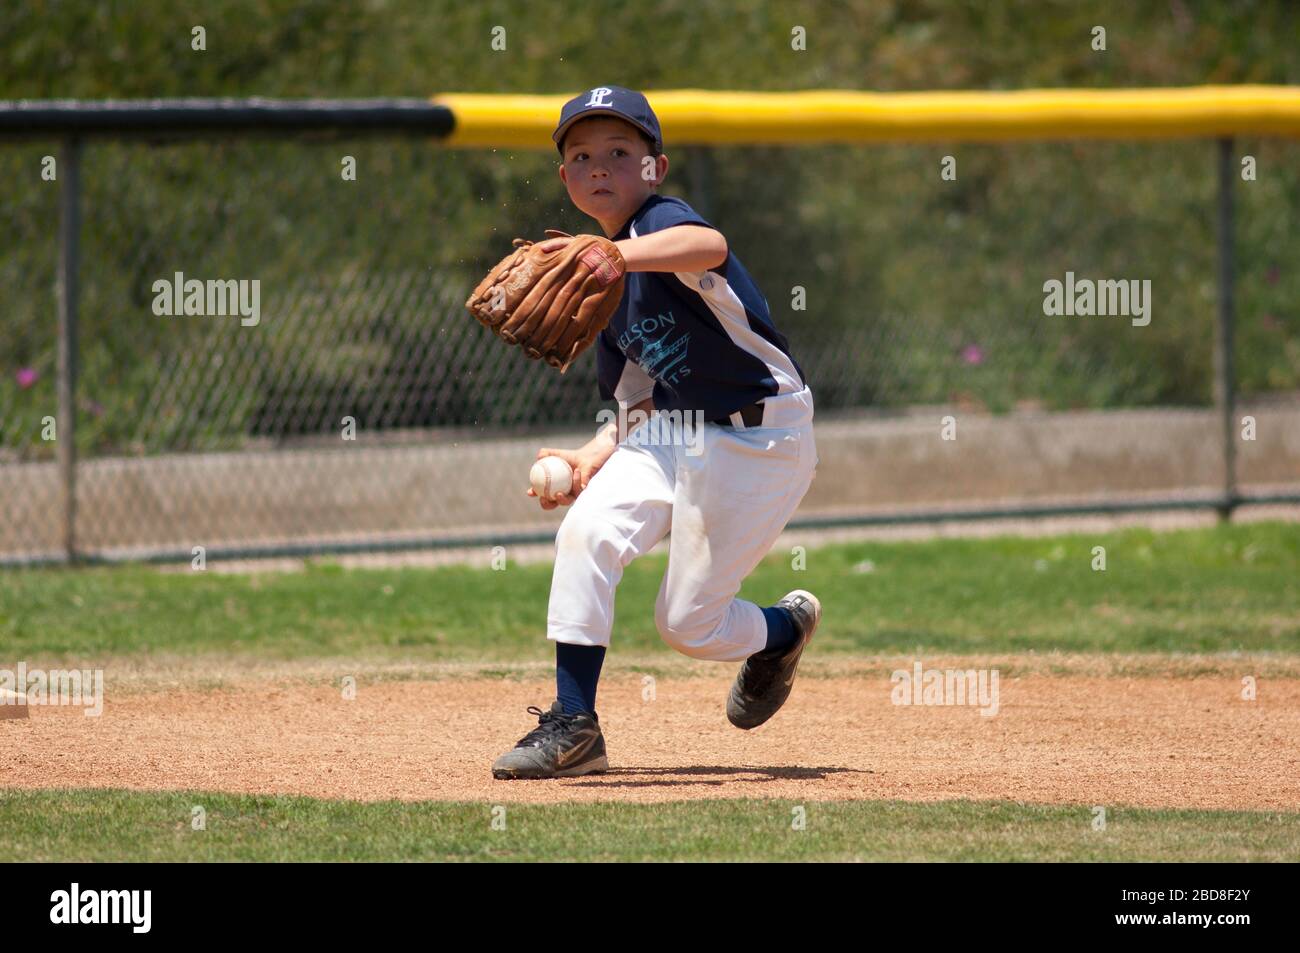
xmin=595 ymin=195 xmax=806 ymax=421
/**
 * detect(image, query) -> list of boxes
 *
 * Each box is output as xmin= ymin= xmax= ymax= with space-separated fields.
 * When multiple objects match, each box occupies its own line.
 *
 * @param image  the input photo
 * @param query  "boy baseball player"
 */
xmin=492 ymin=85 xmax=820 ymax=779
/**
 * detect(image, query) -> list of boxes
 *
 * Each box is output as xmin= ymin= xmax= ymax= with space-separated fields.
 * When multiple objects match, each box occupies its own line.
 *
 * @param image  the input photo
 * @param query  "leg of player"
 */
xmin=650 ymin=420 xmax=820 ymax=725
xmin=492 ymin=438 xmax=676 ymax=779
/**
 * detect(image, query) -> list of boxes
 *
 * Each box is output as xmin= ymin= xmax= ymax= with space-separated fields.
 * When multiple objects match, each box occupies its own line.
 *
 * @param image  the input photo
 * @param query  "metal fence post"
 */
xmin=1213 ymin=137 xmax=1237 ymax=521
xmin=57 ymin=136 xmax=81 ymax=562
xmin=688 ymin=147 xmax=716 ymax=222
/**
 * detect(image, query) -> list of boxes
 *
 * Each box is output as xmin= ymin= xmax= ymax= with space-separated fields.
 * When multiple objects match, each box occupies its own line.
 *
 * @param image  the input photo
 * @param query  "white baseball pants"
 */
xmin=546 ymin=393 xmax=818 ymax=662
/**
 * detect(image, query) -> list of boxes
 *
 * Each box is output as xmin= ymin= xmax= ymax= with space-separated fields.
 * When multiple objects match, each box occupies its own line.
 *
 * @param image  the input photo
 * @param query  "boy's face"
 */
xmin=559 ymin=116 xmax=669 ymax=235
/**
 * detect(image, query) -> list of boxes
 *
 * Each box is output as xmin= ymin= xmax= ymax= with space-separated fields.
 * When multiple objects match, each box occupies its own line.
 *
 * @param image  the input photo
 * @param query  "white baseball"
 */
xmin=530 ymin=456 xmax=573 ymax=500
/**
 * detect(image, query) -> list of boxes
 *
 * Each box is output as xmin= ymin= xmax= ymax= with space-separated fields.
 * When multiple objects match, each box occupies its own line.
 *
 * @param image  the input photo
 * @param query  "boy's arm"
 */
xmin=616 ymin=225 xmax=727 ymax=273
xmin=591 ymin=395 xmax=655 ymax=451
xmin=528 ymin=395 xmax=653 ymax=509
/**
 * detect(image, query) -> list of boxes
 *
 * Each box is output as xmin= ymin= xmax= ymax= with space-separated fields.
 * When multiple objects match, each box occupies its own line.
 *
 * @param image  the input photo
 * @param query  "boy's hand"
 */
xmin=525 ymin=445 xmax=609 ymax=509
xmin=537 ymin=235 xmax=574 ymax=253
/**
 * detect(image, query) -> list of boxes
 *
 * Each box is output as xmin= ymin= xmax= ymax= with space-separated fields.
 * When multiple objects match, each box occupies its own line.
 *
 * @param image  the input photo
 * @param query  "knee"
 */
xmin=654 ymin=597 xmax=721 ymax=659
xmin=555 ymin=509 xmax=622 ymax=565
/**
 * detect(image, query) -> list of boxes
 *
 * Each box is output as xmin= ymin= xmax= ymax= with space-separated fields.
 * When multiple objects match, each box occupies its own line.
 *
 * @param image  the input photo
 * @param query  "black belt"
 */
xmin=709 ymin=401 xmax=764 ymax=428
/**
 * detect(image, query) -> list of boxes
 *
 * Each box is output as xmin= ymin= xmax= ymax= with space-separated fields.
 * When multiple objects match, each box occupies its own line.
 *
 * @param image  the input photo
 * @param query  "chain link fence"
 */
xmin=2 ymin=130 xmax=1298 ymax=564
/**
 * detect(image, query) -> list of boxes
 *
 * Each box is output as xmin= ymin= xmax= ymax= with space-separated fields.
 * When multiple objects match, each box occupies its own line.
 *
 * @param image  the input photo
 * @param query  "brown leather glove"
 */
xmin=465 ymin=230 xmax=626 ymax=374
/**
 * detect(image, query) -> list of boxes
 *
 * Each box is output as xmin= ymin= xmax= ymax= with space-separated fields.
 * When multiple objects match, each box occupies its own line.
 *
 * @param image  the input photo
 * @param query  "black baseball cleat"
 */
xmin=727 ymin=589 xmax=822 ymax=730
xmin=491 ymin=701 xmax=609 ymax=780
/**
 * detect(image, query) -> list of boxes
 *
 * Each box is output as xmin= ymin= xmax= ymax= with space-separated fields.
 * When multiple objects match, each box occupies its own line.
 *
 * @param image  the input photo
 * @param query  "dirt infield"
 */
xmin=5 ymin=659 xmax=1298 ymax=811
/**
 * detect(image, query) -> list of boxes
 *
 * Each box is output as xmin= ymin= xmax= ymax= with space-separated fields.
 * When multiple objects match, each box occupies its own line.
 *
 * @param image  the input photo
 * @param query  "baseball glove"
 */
xmin=465 ymin=230 xmax=626 ymax=374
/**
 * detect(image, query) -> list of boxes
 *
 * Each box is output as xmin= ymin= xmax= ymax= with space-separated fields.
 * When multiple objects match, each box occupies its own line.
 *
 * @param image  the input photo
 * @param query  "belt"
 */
xmin=709 ymin=401 xmax=765 ymax=429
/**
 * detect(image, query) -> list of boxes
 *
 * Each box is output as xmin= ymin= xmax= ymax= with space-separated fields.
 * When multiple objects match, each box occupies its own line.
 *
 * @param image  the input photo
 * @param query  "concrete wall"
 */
xmin=3 ymin=401 xmax=1297 ymax=561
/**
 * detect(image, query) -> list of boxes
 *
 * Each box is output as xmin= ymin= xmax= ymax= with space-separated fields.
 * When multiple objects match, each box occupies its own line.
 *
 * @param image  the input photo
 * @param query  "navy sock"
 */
xmin=556 ymin=642 xmax=606 ymax=715
xmin=761 ymin=605 xmax=798 ymax=653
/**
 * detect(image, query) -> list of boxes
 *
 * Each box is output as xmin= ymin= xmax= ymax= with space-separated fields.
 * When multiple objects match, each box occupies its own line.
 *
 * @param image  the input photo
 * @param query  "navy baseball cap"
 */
xmin=553 ymin=85 xmax=663 ymax=156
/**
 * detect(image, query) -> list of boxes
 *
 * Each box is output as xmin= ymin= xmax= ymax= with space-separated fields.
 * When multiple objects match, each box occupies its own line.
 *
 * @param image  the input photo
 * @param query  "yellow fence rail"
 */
xmin=434 ymin=85 xmax=1300 ymax=148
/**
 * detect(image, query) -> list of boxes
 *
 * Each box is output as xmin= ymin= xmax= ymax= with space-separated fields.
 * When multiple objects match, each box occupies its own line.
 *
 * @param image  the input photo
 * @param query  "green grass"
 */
xmin=1 ymin=522 xmax=1297 ymax=663
xmin=2 ymin=789 xmax=1296 ymax=862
